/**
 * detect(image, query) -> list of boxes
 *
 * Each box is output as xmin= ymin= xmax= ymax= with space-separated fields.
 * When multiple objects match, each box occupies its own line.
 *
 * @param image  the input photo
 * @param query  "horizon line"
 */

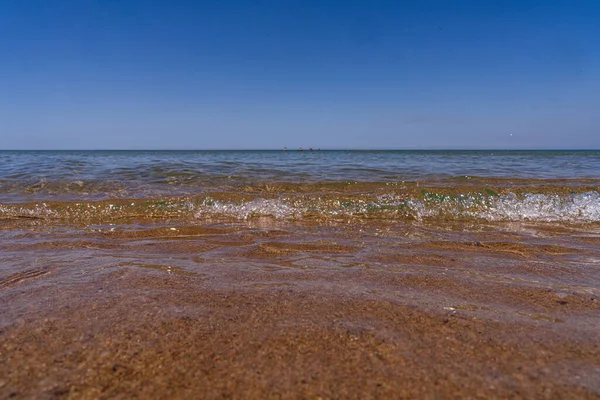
xmin=1 ymin=148 xmax=599 ymax=152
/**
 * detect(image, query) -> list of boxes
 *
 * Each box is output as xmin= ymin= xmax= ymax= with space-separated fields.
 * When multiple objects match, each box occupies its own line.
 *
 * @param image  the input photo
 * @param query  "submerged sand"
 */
xmin=1 ymin=219 xmax=599 ymax=399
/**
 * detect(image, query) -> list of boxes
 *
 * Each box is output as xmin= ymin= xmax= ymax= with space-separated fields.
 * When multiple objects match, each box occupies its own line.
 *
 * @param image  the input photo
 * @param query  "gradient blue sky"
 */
xmin=1 ymin=0 xmax=599 ymax=149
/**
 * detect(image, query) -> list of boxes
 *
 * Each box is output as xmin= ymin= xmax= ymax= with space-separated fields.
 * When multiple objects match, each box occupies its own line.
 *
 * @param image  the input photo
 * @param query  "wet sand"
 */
xmin=1 ymin=219 xmax=600 ymax=399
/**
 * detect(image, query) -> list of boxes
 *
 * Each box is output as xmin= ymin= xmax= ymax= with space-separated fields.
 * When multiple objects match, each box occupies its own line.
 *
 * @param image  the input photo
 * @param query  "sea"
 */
xmin=2 ymin=150 xmax=600 ymax=397
xmin=1 ymin=149 xmax=600 ymax=222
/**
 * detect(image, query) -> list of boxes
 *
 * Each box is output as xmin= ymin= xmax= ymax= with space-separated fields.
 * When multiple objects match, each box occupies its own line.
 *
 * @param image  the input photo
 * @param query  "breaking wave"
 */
xmin=2 ymin=190 xmax=599 ymax=224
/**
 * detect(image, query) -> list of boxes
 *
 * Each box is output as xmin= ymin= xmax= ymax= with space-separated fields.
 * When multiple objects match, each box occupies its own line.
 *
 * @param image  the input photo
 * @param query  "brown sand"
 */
xmin=1 ymin=220 xmax=599 ymax=399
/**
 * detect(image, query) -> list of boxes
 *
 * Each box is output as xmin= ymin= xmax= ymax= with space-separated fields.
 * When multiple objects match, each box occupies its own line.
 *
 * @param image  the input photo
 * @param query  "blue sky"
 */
xmin=1 ymin=0 xmax=599 ymax=149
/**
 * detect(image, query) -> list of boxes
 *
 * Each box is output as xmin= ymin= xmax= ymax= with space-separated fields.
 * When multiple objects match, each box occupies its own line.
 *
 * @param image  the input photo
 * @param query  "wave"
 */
xmin=2 ymin=189 xmax=599 ymax=224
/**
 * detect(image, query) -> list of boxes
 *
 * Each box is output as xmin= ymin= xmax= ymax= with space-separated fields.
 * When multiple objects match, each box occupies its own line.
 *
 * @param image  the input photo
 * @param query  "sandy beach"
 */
xmin=2 ymin=218 xmax=599 ymax=399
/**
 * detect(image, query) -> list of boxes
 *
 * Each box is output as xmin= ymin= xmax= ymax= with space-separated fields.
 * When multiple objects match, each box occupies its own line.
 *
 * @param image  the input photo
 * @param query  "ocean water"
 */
xmin=1 ymin=150 xmax=599 ymax=223
xmin=3 ymin=150 xmax=600 ymax=397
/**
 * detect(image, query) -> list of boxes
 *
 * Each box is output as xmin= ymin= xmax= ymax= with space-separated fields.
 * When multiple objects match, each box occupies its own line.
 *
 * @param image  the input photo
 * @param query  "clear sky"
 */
xmin=1 ymin=0 xmax=599 ymax=149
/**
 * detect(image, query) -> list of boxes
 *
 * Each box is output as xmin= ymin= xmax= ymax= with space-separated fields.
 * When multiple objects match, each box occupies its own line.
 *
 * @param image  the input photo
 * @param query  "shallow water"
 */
xmin=1 ymin=150 xmax=600 ymax=200
xmin=1 ymin=151 xmax=600 ymax=398
xmin=1 ymin=150 xmax=600 ymax=224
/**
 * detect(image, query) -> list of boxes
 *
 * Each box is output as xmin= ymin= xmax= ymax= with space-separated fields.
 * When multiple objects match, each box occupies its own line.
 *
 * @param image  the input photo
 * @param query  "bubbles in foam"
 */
xmin=191 ymin=191 xmax=600 ymax=222
xmin=369 ymin=191 xmax=600 ymax=222
xmin=0 ymin=203 xmax=54 ymax=218
xmin=2 ymin=191 xmax=599 ymax=223
xmin=195 ymin=198 xmax=300 ymax=220
xmin=481 ymin=191 xmax=600 ymax=222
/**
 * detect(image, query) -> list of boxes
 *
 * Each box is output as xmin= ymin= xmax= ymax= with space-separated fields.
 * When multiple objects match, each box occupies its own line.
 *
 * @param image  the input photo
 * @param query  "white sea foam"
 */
xmin=2 ymin=191 xmax=599 ymax=223
xmin=192 ymin=191 xmax=600 ymax=222
xmin=480 ymin=191 xmax=600 ymax=222
xmin=194 ymin=198 xmax=299 ymax=220
xmin=0 ymin=203 xmax=54 ymax=218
